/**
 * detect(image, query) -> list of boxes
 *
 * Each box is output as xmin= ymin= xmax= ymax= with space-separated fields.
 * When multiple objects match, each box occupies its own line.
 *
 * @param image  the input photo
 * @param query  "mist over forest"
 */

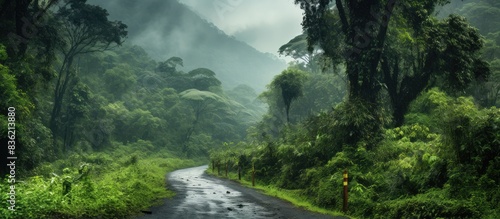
xmin=0 ymin=0 xmax=499 ymax=218
xmin=88 ymin=0 xmax=287 ymax=91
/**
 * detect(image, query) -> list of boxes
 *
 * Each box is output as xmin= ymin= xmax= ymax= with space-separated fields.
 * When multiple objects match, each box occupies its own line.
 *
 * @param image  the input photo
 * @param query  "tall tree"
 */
xmin=49 ymin=0 xmax=126 ymax=151
xmin=294 ymin=0 xmax=478 ymax=132
xmin=187 ymin=68 xmax=222 ymax=91
xmin=278 ymin=34 xmax=312 ymax=64
xmin=0 ymin=0 xmax=61 ymax=57
xmin=382 ymin=15 xmax=489 ymax=126
xmin=279 ymin=34 xmax=347 ymax=120
xmin=270 ymin=68 xmax=307 ymax=123
xmin=179 ymin=89 xmax=228 ymax=156
xmin=295 ymin=0 xmax=450 ymax=102
xmin=156 ymin=56 xmax=183 ymax=75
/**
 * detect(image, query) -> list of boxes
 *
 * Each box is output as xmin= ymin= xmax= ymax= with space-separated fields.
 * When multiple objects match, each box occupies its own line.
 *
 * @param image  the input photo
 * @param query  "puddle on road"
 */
xmin=168 ymin=165 xmax=282 ymax=219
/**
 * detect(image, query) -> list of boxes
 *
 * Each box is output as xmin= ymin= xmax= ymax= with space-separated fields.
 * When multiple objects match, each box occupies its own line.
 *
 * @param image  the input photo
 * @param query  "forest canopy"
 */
xmin=0 ymin=0 xmax=499 ymax=218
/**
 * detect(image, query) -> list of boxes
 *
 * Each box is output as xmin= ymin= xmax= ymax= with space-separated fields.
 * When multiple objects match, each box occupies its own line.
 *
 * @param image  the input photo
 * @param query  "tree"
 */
xmin=103 ymin=102 xmax=161 ymax=144
xmin=454 ymin=1 xmax=500 ymax=107
xmin=103 ymin=63 xmax=136 ymax=100
xmin=156 ymin=56 xmax=183 ymax=75
xmin=187 ymin=68 xmax=222 ymax=91
xmin=279 ymin=33 xmax=336 ymax=74
xmin=179 ymin=89 xmax=226 ymax=155
xmin=279 ymin=34 xmax=347 ymax=120
xmin=457 ymin=0 xmax=500 ymax=36
xmin=278 ymin=34 xmax=312 ymax=64
xmin=294 ymin=0 xmax=490 ymax=128
xmin=296 ymin=0 xmax=396 ymax=103
xmin=49 ymin=0 xmax=127 ymax=149
xmin=62 ymin=80 xmax=91 ymax=152
xmin=382 ymin=15 xmax=489 ymax=126
xmin=0 ymin=0 xmax=61 ymax=57
xmin=293 ymin=0 xmax=399 ymax=142
xmin=270 ymin=68 xmax=307 ymax=123
xmin=0 ymin=0 xmax=61 ymax=98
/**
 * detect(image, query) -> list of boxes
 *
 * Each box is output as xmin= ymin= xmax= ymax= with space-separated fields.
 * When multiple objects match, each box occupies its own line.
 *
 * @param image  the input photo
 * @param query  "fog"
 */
xmin=87 ymin=0 xmax=298 ymax=91
xmin=1 ymin=0 xmax=499 ymax=218
xmin=179 ymin=0 xmax=304 ymax=59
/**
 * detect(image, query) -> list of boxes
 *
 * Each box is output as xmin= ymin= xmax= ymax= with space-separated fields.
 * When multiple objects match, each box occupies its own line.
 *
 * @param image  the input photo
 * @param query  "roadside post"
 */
xmin=225 ymin=162 xmax=228 ymax=177
xmin=252 ymin=163 xmax=255 ymax=186
xmin=238 ymin=166 xmax=241 ymax=180
xmin=343 ymin=169 xmax=348 ymax=213
xmin=217 ymin=161 xmax=220 ymax=175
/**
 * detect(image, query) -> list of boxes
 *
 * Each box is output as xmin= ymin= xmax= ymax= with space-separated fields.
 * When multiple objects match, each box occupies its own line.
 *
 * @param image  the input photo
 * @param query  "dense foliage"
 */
xmin=0 ymin=144 xmax=201 ymax=218
xmin=0 ymin=0 xmax=498 ymax=218
xmin=210 ymin=0 xmax=499 ymax=218
xmin=0 ymin=0 xmax=263 ymax=218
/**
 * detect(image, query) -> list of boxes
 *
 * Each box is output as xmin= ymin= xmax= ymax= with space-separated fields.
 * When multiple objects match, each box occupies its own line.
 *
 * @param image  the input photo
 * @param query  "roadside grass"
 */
xmin=0 ymin=143 xmax=205 ymax=219
xmin=206 ymin=169 xmax=352 ymax=219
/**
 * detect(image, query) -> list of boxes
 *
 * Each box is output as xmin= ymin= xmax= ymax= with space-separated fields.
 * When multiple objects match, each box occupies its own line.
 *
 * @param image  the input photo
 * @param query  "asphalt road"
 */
xmin=135 ymin=165 xmax=346 ymax=219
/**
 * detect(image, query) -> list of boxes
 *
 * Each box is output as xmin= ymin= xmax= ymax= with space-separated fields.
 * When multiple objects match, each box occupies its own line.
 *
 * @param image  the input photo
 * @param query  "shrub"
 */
xmin=373 ymin=194 xmax=480 ymax=219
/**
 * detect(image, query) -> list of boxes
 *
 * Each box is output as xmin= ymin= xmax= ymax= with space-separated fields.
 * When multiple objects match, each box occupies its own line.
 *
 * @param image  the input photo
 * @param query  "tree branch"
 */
xmin=335 ymin=0 xmax=349 ymax=36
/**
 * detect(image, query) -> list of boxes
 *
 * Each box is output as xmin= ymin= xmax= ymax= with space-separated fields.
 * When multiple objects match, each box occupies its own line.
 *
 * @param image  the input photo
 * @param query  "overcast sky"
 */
xmin=179 ymin=0 xmax=304 ymax=61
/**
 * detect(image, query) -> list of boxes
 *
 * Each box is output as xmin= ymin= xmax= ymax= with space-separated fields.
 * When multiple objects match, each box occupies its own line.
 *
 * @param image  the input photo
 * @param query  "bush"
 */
xmin=0 ymin=144 xmax=199 ymax=218
xmin=373 ymin=194 xmax=480 ymax=219
xmin=316 ymin=177 xmax=340 ymax=208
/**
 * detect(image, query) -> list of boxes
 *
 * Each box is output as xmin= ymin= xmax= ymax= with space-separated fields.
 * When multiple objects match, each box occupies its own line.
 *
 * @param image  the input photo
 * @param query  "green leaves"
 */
xmin=188 ymin=68 xmax=222 ymax=91
xmin=104 ymin=102 xmax=161 ymax=142
xmin=180 ymin=89 xmax=223 ymax=102
xmin=57 ymin=0 xmax=127 ymax=48
xmin=103 ymin=64 xmax=136 ymax=99
xmin=270 ymin=67 xmax=308 ymax=123
xmin=157 ymin=56 xmax=183 ymax=74
xmin=278 ymin=34 xmax=311 ymax=62
xmin=0 ymin=145 xmax=199 ymax=218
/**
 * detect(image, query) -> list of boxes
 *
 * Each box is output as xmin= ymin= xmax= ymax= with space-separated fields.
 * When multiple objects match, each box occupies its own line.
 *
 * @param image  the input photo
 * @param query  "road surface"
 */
xmin=135 ymin=165 xmax=346 ymax=219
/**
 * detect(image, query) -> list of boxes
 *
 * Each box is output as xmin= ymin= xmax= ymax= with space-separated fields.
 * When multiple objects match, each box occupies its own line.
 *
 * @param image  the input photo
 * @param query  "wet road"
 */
xmin=136 ymin=165 xmax=345 ymax=219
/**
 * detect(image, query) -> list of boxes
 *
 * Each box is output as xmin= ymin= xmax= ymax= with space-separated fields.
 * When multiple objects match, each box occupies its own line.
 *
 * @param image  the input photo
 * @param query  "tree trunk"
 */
xmin=337 ymin=0 xmax=396 ymax=106
xmin=14 ymin=0 xmax=32 ymax=56
xmin=285 ymin=104 xmax=290 ymax=123
xmin=238 ymin=166 xmax=241 ymax=180
xmin=50 ymin=55 xmax=74 ymax=154
xmin=382 ymin=50 xmax=437 ymax=127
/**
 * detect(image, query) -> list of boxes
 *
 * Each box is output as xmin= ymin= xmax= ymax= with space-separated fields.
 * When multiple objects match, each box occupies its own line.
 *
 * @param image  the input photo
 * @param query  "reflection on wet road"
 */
xmin=167 ymin=165 xmax=273 ymax=218
xmin=137 ymin=165 xmax=341 ymax=219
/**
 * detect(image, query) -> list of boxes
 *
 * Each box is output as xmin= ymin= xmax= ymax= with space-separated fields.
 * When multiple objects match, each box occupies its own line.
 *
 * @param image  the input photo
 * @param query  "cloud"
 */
xmin=179 ymin=0 xmax=304 ymax=56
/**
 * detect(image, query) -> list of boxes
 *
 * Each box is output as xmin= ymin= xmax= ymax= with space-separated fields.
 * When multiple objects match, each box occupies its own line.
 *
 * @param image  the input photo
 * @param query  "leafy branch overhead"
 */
xmin=50 ymin=0 xmax=128 ymax=154
xmin=57 ymin=0 xmax=127 ymax=54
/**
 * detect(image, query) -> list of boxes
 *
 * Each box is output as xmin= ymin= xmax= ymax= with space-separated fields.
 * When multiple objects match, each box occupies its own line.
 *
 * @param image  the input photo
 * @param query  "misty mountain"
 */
xmin=87 ymin=0 xmax=287 ymax=91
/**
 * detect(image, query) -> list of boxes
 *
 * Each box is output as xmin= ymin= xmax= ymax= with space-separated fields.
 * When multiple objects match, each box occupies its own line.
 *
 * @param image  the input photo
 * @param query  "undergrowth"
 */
xmin=205 ymin=168 xmax=350 ymax=218
xmin=0 ymin=142 xmax=204 ymax=219
xmin=209 ymin=89 xmax=500 ymax=218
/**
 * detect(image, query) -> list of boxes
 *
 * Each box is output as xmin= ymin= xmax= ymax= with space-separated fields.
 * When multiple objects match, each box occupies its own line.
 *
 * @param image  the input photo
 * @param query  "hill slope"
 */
xmin=88 ymin=0 xmax=287 ymax=91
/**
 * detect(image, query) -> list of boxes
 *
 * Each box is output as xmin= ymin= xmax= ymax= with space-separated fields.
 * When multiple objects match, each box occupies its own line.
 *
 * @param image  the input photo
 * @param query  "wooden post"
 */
xmin=217 ymin=161 xmax=220 ymax=175
xmin=212 ymin=160 xmax=214 ymax=173
xmin=252 ymin=163 xmax=255 ymax=186
xmin=238 ymin=166 xmax=241 ymax=180
xmin=225 ymin=162 xmax=228 ymax=177
xmin=343 ymin=169 xmax=348 ymax=213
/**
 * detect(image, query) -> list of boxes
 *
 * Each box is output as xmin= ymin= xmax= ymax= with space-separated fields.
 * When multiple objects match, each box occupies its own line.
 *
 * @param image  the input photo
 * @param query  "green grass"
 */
xmin=206 ymin=168 xmax=352 ymax=219
xmin=0 ymin=145 xmax=205 ymax=219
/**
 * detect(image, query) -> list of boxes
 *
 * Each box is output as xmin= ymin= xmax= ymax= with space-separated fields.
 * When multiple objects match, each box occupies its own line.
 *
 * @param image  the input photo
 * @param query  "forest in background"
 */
xmin=0 ymin=0 xmax=266 ymax=217
xmin=87 ymin=0 xmax=288 ymax=91
xmin=210 ymin=0 xmax=500 ymax=218
xmin=0 ymin=0 xmax=498 ymax=218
